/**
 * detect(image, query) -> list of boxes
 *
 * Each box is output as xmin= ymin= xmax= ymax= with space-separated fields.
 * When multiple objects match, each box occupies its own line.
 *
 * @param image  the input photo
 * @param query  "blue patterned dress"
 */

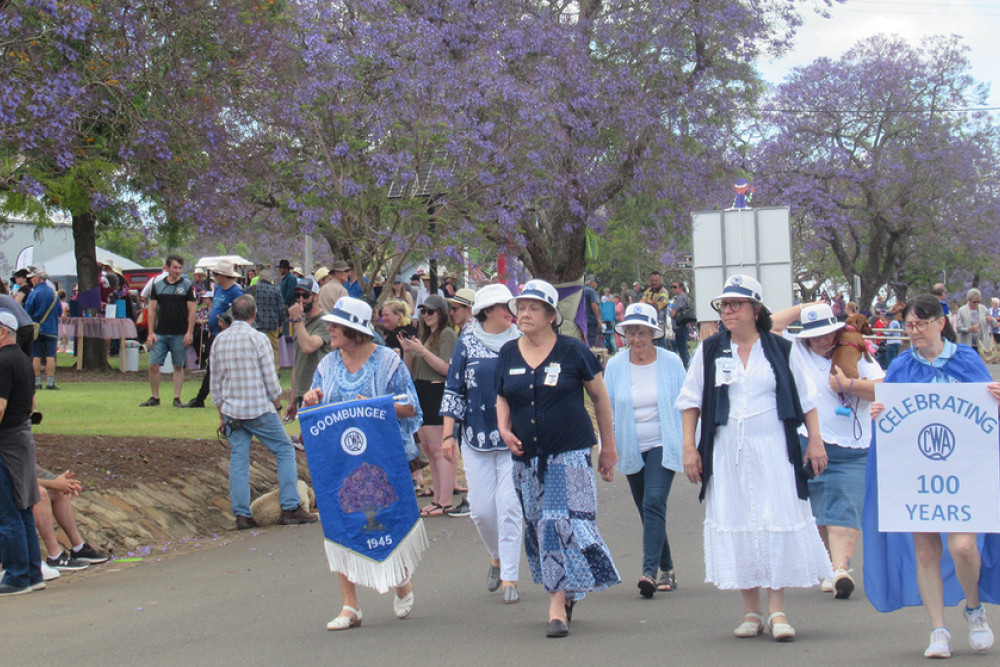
xmin=310 ymin=345 xmax=422 ymax=461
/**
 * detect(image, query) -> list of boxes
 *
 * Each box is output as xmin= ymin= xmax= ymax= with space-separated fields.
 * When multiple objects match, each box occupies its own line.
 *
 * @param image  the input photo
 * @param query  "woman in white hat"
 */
xmin=302 ymin=297 xmax=423 ymax=630
xmin=675 ymin=275 xmax=831 ymax=641
xmin=772 ymin=302 xmax=884 ymax=600
xmin=604 ymin=303 xmax=687 ymax=597
xmin=495 ymin=279 xmax=620 ymax=637
xmin=440 ymin=284 xmax=524 ymax=603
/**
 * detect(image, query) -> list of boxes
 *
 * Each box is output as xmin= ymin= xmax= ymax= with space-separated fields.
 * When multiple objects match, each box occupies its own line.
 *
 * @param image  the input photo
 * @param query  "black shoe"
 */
xmin=280 ymin=507 xmax=319 ymax=525
xmin=181 ymin=399 xmax=205 ymax=408
xmin=546 ymin=619 xmax=569 ymax=638
xmin=46 ymin=384 xmax=59 ymax=390
xmin=0 ymin=583 xmax=32 ymax=597
xmin=46 ymin=551 xmax=90 ymax=572
xmin=172 ymin=397 xmax=183 ymax=408
xmin=235 ymin=516 xmax=259 ymax=531
xmin=445 ymin=496 xmax=471 ymax=517
xmin=139 ymin=396 xmax=160 ymax=407
xmin=72 ymin=542 xmax=110 ymax=564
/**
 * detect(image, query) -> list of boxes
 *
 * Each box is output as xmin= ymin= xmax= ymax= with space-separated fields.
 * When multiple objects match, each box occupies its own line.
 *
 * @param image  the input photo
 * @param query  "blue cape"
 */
xmin=863 ymin=343 xmax=1000 ymax=612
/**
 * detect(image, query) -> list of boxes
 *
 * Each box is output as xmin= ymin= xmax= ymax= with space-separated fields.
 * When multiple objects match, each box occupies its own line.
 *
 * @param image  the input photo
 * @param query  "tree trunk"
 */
xmin=72 ymin=211 xmax=110 ymax=371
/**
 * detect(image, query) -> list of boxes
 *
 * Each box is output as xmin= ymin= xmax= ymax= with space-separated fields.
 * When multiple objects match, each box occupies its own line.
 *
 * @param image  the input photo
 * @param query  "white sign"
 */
xmin=875 ymin=383 xmax=1000 ymax=533
xmin=690 ymin=207 xmax=793 ymax=323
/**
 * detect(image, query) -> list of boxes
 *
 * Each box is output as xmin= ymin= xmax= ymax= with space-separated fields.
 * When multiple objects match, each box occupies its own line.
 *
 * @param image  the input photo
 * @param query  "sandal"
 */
xmin=637 ymin=575 xmax=656 ymax=598
xmin=767 ymin=611 xmax=796 ymax=642
xmin=734 ymin=612 xmax=764 ymax=638
xmin=420 ymin=502 xmax=452 ymax=517
xmin=327 ymin=606 xmax=363 ymax=631
xmin=416 ymin=487 xmax=434 ymax=498
xmin=657 ymin=571 xmax=677 ymax=592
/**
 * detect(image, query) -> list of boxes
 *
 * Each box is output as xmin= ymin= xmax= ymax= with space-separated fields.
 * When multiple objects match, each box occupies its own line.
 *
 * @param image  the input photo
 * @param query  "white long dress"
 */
xmin=675 ymin=339 xmax=833 ymax=590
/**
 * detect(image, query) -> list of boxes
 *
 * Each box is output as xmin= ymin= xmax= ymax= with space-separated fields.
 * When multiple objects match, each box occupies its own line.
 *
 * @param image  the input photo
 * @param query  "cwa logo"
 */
xmin=917 ymin=423 xmax=955 ymax=461
xmin=341 ymin=427 xmax=367 ymax=456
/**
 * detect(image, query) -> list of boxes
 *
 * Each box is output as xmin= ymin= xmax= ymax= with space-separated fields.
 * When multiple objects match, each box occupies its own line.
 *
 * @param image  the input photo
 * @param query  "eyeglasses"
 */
xmin=624 ymin=328 xmax=653 ymax=338
xmin=670 ymin=284 xmax=681 ymax=289
xmin=715 ymin=300 xmax=750 ymax=313
xmin=904 ymin=318 xmax=942 ymax=332
xmin=295 ymin=293 xmax=311 ymax=300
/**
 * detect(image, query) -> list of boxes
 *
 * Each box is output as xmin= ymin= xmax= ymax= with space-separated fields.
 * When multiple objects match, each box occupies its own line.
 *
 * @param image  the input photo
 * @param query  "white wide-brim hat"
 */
xmin=711 ymin=274 xmax=765 ymax=312
xmin=615 ymin=302 xmax=664 ymax=339
xmin=508 ymin=279 xmax=562 ymax=325
xmin=795 ymin=303 xmax=845 ymax=338
xmin=213 ymin=259 xmax=242 ymax=278
xmin=472 ymin=284 xmax=514 ymax=316
xmin=321 ymin=297 xmax=374 ymax=337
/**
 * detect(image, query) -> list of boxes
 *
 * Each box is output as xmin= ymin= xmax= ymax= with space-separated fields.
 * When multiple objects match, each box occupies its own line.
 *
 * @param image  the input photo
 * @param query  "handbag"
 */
xmin=675 ymin=305 xmax=697 ymax=326
xmin=33 ymin=294 xmax=58 ymax=340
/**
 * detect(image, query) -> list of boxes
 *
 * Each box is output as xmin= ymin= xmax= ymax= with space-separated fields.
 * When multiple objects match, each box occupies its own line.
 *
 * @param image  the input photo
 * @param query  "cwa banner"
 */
xmin=299 ymin=394 xmax=427 ymax=593
xmin=875 ymin=383 xmax=1000 ymax=533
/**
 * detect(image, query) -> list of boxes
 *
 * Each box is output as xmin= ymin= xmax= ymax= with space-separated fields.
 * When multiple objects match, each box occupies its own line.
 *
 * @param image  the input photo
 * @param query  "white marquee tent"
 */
xmin=40 ymin=247 xmax=143 ymax=278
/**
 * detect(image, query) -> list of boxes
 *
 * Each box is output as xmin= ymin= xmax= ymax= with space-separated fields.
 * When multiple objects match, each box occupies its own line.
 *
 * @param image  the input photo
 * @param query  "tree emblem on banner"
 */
xmin=338 ymin=462 xmax=399 ymax=531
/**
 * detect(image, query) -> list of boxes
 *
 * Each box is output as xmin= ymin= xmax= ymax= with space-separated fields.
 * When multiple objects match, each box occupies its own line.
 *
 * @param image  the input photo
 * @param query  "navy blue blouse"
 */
xmin=495 ymin=334 xmax=603 ymax=461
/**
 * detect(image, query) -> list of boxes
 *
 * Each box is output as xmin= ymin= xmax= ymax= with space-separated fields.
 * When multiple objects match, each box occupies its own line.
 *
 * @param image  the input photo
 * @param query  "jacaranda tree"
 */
xmin=753 ymin=34 xmax=1000 ymax=305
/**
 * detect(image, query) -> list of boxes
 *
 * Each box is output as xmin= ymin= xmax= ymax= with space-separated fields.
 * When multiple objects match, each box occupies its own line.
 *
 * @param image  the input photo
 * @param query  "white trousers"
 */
xmin=464 ymin=447 xmax=522 ymax=582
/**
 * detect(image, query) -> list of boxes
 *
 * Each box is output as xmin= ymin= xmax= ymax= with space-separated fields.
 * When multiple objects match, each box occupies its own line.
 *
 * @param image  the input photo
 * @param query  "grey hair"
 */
xmin=257 ymin=269 xmax=274 ymax=282
xmin=231 ymin=294 xmax=257 ymax=321
xmin=967 ymin=288 xmax=982 ymax=302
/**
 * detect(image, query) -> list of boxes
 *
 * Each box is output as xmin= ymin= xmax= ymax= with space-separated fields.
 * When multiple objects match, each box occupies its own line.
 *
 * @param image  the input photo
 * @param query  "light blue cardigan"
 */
xmin=605 ymin=347 xmax=686 ymax=475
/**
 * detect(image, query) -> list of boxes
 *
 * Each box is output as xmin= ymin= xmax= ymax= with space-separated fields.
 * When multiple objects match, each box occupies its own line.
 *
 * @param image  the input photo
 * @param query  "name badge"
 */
xmin=543 ymin=362 xmax=561 ymax=387
xmin=715 ymin=357 xmax=737 ymax=387
xmin=509 ymin=368 xmax=526 ymax=375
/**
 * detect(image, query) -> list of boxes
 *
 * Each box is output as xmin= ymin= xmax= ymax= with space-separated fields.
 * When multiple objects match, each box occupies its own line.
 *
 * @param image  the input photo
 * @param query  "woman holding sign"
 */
xmin=496 ymin=279 xmax=621 ymax=638
xmin=771 ymin=302 xmax=885 ymax=600
xmin=302 ymin=297 xmax=424 ymax=631
xmin=676 ymin=275 xmax=831 ymax=642
xmin=868 ymin=294 xmax=1000 ymax=658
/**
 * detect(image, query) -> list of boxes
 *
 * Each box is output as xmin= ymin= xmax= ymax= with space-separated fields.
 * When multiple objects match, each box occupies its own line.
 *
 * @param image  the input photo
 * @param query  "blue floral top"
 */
xmin=440 ymin=325 xmax=520 ymax=452
xmin=310 ymin=345 xmax=423 ymax=460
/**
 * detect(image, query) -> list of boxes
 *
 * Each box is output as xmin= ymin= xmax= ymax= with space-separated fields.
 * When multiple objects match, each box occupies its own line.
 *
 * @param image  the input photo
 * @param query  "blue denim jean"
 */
xmin=673 ymin=326 xmax=690 ymax=368
xmin=625 ymin=446 xmax=676 ymax=577
xmin=0 ymin=461 xmax=42 ymax=589
xmin=226 ymin=412 xmax=300 ymax=518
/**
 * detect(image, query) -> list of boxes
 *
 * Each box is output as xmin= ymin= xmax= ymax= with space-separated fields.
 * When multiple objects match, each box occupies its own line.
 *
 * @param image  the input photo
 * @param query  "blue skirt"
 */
xmin=512 ymin=449 xmax=621 ymax=599
xmin=800 ymin=435 xmax=867 ymax=529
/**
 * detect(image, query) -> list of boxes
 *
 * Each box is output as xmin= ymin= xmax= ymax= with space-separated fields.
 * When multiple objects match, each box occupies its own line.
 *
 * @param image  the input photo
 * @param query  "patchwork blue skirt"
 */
xmin=512 ymin=449 xmax=621 ymax=600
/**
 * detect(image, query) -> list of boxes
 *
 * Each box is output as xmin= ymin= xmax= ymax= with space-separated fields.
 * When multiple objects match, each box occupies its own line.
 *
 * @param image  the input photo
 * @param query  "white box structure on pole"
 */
xmin=691 ymin=206 xmax=793 ymax=322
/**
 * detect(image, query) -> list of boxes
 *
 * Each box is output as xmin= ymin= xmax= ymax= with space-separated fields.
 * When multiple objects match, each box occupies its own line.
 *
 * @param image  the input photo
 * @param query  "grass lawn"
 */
xmin=36 ymin=358 xmax=300 ymax=439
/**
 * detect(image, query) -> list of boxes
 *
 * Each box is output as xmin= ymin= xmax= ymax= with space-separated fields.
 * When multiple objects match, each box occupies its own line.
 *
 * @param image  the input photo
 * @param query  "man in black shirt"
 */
xmin=141 ymin=255 xmax=196 ymax=407
xmin=0 ymin=309 xmax=44 ymax=596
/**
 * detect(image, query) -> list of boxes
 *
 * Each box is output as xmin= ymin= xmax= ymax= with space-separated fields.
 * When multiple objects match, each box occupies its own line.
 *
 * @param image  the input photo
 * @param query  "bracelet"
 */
xmin=290 ymin=318 xmax=303 ymax=323
xmin=442 ymin=435 xmax=455 ymax=441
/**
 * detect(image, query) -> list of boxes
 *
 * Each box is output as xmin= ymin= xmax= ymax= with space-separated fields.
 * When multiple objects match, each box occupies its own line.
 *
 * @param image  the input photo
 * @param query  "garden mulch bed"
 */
xmin=33 ymin=433 xmax=244 ymax=493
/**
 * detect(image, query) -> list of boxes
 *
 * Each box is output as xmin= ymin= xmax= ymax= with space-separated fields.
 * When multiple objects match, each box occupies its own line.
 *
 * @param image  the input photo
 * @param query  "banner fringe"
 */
xmin=323 ymin=520 xmax=428 ymax=594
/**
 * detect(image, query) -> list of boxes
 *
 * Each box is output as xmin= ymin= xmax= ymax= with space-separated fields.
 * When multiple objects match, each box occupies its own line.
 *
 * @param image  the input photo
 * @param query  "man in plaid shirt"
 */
xmin=210 ymin=295 xmax=317 ymax=530
xmin=249 ymin=268 xmax=286 ymax=367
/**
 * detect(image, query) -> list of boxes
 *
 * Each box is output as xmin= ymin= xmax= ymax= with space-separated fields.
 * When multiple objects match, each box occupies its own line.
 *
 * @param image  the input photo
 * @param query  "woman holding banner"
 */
xmin=771 ymin=302 xmax=884 ymax=600
xmin=677 ymin=275 xmax=831 ymax=642
xmin=302 ymin=297 xmax=424 ymax=631
xmin=867 ymin=294 xmax=1000 ymax=658
xmin=496 ymin=279 xmax=621 ymax=638
xmin=440 ymin=284 xmax=523 ymax=604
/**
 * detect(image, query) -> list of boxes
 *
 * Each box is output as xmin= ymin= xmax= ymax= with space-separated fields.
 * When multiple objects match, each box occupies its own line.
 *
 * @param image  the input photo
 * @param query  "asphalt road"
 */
xmin=6 ymin=468 xmax=993 ymax=667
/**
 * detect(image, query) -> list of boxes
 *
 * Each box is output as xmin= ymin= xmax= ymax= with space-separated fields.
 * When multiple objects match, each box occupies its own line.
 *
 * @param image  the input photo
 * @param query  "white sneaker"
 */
xmin=820 ymin=577 xmax=834 ymax=593
xmin=965 ymin=605 xmax=994 ymax=651
xmin=924 ymin=627 xmax=951 ymax=659
xmin=41 ymin=562 xmax=61 ymax=581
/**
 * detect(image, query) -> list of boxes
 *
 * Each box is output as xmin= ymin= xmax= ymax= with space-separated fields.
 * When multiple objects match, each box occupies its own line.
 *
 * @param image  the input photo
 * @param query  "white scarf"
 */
xmin=472 ymin=321 xmax=520 ymax=352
